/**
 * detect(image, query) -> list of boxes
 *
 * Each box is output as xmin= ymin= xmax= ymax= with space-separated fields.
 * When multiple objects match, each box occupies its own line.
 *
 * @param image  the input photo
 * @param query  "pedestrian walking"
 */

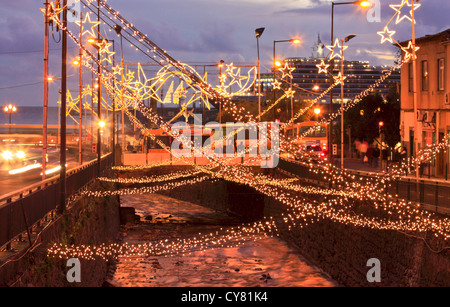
xmin=360 ymin=139 xmax=368 ymax=163
xmin=372 ymin=146 xmax=380 ymax=168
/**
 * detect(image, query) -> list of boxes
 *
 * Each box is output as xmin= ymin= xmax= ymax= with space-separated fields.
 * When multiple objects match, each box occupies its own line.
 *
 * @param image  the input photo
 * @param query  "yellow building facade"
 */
xmin=400 ymin=29 xmax=450 ymax=178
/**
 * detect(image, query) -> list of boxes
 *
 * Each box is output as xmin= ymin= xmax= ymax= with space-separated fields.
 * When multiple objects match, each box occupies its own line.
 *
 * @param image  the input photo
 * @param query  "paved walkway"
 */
xmin=336 ymin=158 xmax=450 ymax=185
xmin=109 ymin=194 xmax=337 ymax=287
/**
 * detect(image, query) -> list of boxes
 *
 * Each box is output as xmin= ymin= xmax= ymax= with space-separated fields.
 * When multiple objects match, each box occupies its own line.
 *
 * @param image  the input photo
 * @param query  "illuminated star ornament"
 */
xmin=326 ymin=39 xmax=348 ymax=60
xmin=285 ymin=88 xmax=296 ymax=98
xmin=316 ymin=60 xmax=330 ymax=74
xmin=389 ymin=0 xmax=421 ymax=24
xmin=272 ymin=79 xmax=282 ymax=90
xmin=334 ymin=72 xmax=347 ymax=84
xmin=279 ymin=62 xmax=295 ymax=79
xmin=74 ymin=12 xmax=100 ymax=38
xmin=402 ymin=41 xmax=420 ymax=61
xmin=377 ymin=27 xmax=396 ymax=44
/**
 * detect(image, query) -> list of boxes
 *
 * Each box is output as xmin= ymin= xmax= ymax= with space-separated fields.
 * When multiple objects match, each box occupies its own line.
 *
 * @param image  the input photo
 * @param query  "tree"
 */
xmin=344 ymin=86 xmax=400 ymax=148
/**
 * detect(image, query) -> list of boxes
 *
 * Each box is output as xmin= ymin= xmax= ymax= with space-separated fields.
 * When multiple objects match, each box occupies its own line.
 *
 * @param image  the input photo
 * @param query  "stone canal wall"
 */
xmin=263 ymin=196 xmax=449 ymax=287
xmin=158 ymin=173 xmax=449 ymax=287
xmin=0 ymin=180 xmax=120 ymax=287
xmin=2 ymin=165 xmax=447 ymax=287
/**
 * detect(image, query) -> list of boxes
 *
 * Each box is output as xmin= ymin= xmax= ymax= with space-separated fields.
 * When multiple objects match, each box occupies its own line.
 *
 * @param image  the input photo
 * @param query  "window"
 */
xmin=438 ymin=58 xmax=445 ymax=91
xmin=422 ymin=60 xmax=429 ymax=91
xmin=408 ymin=62 xmax=413 ymax=92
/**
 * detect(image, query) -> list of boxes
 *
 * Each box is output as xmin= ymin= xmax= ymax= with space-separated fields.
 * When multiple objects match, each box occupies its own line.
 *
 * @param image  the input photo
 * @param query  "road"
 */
xmin=0 ymin=147 xmax=90 ymax=197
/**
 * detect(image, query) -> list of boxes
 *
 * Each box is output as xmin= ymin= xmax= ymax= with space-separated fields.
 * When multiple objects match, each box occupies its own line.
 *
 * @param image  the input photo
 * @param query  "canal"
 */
xmin=108 ymin=193 xmax=337 ymax=287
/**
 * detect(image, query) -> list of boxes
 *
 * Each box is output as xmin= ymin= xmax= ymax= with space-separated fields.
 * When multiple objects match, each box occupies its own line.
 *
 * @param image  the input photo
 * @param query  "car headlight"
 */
xmin=2 ymin=151 xmax=13 ymax=160
xmin=16 ymin=151 xmax=26 ymax=159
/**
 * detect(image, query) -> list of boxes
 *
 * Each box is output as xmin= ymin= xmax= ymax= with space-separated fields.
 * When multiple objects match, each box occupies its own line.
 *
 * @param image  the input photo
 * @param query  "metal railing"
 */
xmin=278 ymin=158 xmax=450 ymax=214
xmin=0 ymin=153 xmax=113 ymax=251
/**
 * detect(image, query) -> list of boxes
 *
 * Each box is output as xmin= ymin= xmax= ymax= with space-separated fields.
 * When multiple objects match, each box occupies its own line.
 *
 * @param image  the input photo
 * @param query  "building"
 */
xmin=260 ymin=35 xmax=400 ymax=107
xmin=399 ymin=29 xmax=450 ymax=178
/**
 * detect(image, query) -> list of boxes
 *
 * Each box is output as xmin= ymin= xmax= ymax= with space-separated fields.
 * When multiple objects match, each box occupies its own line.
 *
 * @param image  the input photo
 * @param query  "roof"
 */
xmin=398 ymin=28 xmax=450 ymax=47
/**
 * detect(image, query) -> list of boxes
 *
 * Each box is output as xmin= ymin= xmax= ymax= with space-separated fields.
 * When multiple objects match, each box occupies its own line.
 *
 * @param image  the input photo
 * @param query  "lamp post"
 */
xmin=339 ymin=34 xmax=356 ymax=169
xmin=273 ymin=38 xmax=301 ymax=121
xmin=96 ymin=0 xmax=101 ymax=176
xmin=411 ymin=0 xmax=419 ymax=180
xmin=4 ymin=104 xmax=17 ymax=134
xmin=218 ymin=59 xmax=224 ymax=123
xmin=114 ymin=24 xmax=125 ymax=155
xmin=43 ymin=0 xmax=49 ymax=180
xmin=59 ymin=0 xmax=68 ymax=214
xmin=379 ymin=121 xmax=384 ymax=171
xmin=329 ymin=0 xmax=371 ymax=164
xmin=255 ymin=27 xmax=265 ymax=121
xmin=77 ymin=11 xmax=83 ymax=166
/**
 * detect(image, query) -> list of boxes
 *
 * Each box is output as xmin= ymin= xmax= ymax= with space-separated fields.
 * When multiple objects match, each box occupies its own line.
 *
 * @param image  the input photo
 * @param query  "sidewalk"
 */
xmin=335 ymin=158 xmax=450 ymax=185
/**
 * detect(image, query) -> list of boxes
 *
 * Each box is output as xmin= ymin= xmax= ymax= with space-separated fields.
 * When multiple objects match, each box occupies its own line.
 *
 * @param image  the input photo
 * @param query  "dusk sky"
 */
xmin=0 ymin=0 xmax=449 ymax=108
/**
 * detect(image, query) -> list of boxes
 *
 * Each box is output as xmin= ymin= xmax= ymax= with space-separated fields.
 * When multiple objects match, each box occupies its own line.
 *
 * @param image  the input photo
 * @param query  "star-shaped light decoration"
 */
xmin=316 ymin=60 xmax=330 ymax=74
xmin=377 ymin=27 xmax=396 ymax=44
xmin=333 ymin=72 xmax=347 ymax=84
xmin=285 ymin=88 xmax=296 ymax=99
xmin=74 ymin=12 xmax=100 ymax=38
xmin=272 ymin=79 xmax=282 ymax=90
xmin=40 ymin=1 xmax=64 ymax=26
xmin=279 ymin=62 xmax=295 ymax=80
xmin=326 ymin=39 xmax=348 ymax=60
xmin=389 ymin=0 xmax=421 ymax=25
xmin=97 ymin=40 xmax=115 ymax=65
xmin=225 ymin=63 xmax=256 ymax=93
xmin=402 ymin=41 xmax=420 ymax=61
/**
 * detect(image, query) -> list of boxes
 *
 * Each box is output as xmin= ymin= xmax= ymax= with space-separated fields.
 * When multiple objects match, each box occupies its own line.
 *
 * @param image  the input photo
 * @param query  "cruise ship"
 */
xmin=260 ymin=35 xmax=400 ymax=105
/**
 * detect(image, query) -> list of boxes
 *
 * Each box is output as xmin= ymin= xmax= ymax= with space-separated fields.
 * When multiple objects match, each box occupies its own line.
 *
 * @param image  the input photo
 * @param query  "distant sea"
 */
xmin=0 ymin=106 xmax=84 ymax=126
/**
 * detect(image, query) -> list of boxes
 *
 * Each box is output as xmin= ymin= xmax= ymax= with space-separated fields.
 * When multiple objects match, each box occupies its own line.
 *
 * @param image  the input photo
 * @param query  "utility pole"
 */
xmin=97 ymin=0 xmax=101 ymax=176
xmin=59 ymin=0 xmax=68 ymax=214
xmin=411 ymin=0 xmax=419 ymax=180
xmin=78 ymin=11 xmax=83 ymax=166
xmin=340 ymin=39 xmax=345 ymax=169
xmin=42 ymin=0 xmax=49 ymax=180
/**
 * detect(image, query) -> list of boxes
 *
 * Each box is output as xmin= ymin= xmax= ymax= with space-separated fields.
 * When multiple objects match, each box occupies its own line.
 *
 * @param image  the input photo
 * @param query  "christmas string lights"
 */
xmin=43 ymin=1 xmax=450 ymax=262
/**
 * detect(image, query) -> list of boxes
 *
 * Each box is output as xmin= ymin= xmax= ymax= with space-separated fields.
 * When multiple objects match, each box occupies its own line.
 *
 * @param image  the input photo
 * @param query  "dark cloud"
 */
xmin=1 ymin=0 xmax=449 ymax=106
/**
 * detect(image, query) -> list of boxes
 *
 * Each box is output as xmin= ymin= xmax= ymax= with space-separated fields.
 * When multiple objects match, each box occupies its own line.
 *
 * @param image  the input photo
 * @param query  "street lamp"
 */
xmin=114 ymin=24 xmax=126 ymax=155
xmin=255 ymin=27 xmax=265 ymax=121
xmin=218 ymin=60 xmax=224 ymax=123
xmin=4 ymin=104 xmax=17 ymax=134
xmin=339 ymin=34 xmax=356 ymax=169
xmin=379 ymin=121 xmax=384 ymax=171
xmin=88 ymin=36 xmax=117 ymax=167
xmin=273 ymin=38 xmax=301 ymax=121
xmin=329 ymin=0 xmax=371 ymax=164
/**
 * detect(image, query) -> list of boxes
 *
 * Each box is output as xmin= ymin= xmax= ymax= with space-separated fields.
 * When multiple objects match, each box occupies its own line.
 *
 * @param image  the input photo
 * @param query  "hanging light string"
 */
xmin=48 ymin=167 xmax=450 ymax=261
xmin=49 ymin=0 xmax=450 ymax=233
xmin=51 ymin=1 xmax=448 ymax=210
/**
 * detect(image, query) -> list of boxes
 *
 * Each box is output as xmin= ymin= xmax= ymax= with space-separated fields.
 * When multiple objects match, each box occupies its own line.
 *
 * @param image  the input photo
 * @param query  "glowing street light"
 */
xmin=4 ymin=104 xmax=17 ymax=134
xmin=314 ymin=108 xmax=321 ymax=115
xmin=273 ymin=38 xmax=301 ymax=120
xmin=328 ymin=0 xmax=371 ymax=164
xmin=255 ymin=27 xmax=265 ymax=121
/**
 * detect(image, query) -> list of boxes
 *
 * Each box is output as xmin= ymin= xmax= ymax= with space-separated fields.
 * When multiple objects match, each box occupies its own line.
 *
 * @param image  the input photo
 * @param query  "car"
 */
xmin=306 ymin=145 xmax=327 ymax=161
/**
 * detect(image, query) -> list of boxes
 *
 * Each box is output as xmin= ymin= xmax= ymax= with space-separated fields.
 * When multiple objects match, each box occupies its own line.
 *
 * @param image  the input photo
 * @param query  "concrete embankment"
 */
xmin=0 ymin=180 xmax=120 ymax=287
